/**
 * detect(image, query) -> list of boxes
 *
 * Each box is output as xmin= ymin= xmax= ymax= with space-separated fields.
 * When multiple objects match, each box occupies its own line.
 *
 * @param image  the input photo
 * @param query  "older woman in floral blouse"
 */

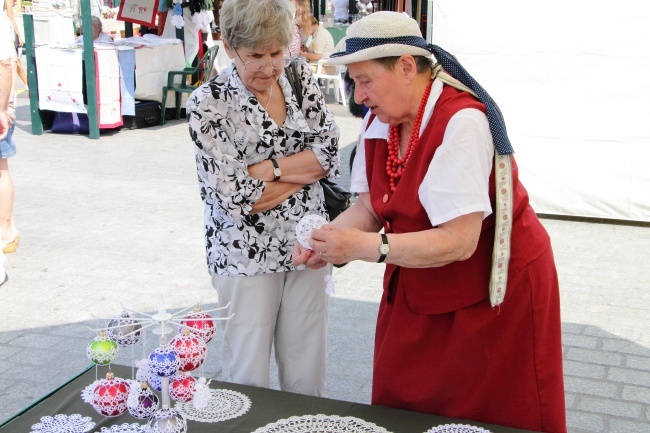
xmin=186 ymin=0 xmax=340 ymax=397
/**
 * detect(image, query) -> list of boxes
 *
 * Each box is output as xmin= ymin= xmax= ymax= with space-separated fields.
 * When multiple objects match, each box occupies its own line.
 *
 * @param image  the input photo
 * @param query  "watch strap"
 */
xmin=377 ymin=233 xmax=388 ymax=263
xmin=270 ymin=158 xmax=280 ymax=181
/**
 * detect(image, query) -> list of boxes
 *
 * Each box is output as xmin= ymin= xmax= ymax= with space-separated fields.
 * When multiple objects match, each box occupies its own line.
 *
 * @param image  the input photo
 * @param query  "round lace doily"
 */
xmin=98 ymin=423 xmax=148 ymax=433
xmin=250 ymin=414 xmax=392 ymax=433
xmin=176 ymin=388 xmax=251 ymax=423
xmin=30 ymin=414 xmax=95 ymax=433
xmin=426 ymin=424 xmax=492 ymax=433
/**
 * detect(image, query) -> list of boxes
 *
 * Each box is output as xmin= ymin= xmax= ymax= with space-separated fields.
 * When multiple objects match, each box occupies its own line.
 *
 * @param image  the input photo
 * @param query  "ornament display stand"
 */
xmin=83 ymin=302 xmax=233 ymax=433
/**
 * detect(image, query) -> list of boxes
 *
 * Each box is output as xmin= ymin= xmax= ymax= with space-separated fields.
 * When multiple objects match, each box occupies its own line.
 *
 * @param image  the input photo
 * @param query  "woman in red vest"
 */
xmin=293 ymin=11 xmax=567 ymax=433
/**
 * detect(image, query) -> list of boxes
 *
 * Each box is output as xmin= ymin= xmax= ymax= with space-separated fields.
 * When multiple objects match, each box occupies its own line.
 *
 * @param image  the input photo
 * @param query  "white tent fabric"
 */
xmin=429 ymin=0 xmax=650 ymax=222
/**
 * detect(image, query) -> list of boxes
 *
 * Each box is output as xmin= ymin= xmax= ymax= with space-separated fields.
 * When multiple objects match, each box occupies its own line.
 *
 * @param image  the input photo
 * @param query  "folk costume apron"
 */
xmin=366 ymin=85 xmax=567 ymax=433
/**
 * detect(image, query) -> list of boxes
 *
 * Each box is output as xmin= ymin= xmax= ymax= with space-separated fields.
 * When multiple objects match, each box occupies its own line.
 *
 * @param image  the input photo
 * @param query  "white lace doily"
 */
xmin=250 ymin=414 xmax=392 ymax=433
xmin=176 ymin=388 xmax=251 ymax=423
xmin=30 ymin=414 xmax=95 ymax=433
xmin=295 ymin=214 xmax=327 ymax=249
xmin=426 ymin=424 xmax=492 ymax=433
xmin=98 ymin=423 xmax=148 ymax=433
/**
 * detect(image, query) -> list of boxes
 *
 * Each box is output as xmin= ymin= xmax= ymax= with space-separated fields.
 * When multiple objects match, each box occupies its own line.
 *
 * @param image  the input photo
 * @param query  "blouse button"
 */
xmin=382 ymin=194 xmax=388 ymax=203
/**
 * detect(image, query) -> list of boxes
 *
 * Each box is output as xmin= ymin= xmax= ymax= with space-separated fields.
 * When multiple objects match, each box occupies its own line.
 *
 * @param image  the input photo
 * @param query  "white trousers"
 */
xmin=212 ymin=267 xmax=330 ymax=396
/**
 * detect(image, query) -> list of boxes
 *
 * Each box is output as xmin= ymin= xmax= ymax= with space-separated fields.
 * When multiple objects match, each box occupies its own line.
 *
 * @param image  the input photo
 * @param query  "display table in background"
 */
xmin=0 ymin=364 xmax=538 ymax=433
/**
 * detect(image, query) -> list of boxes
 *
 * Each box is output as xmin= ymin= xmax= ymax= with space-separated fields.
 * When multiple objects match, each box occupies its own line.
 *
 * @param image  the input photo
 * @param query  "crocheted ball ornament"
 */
xmin=169 ymin=372 xmax=197 ymax=403
xmin=169 ymin=329 xmax=207 ymax=372
xmin=106 ymin=311 xmax=142 ymax=347
xmin=295 ymin=214 xmax=327 ymax=250
xmin=179 ymin=306 xmax=216 ymax=343
xmin=86 ymin=331 xmax=119 ymax=366
xmin=147 ymin=407 xmax=187 ymax=433
xmin=92 ymin=372 xmax=130 ymax=417
xmin=127 ymin=381 xmax=160 ymax=419
xmin=148 ymin=346 xmax=181 ymax=377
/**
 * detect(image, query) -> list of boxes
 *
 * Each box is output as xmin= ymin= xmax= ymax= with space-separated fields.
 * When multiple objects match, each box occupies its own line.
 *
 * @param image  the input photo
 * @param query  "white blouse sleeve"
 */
xmin=418 ymin=108 xmax=494 ymax=227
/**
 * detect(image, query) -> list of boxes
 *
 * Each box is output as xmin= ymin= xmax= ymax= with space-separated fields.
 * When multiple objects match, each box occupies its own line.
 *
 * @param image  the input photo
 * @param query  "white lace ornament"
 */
xmin=147 ymin=407 xmax=187 ymax=433
xmin=127 ymin=381 xmax=160 ymax=419
xmin=191 ymin=377 xmax=211 ymax=410
xmin=168 ymin=330 xmax=207 ymax=372
xmin=86 ymin=331 xmax=119 ymax=365
xmin=91 ymin=373 xmax=131 ymax=417
xmin=295 ymin=214 xmax=327 ymax=249
xmin=169 ymin=372 xmax=197 ymax=402
xmin=148 ymin=346 xmax=181 ymax=377
xmin=30 ymin=414 xmax=95 ymax=433
xmin=251 ymin=415 xmax=391 ymax=433
xmin=98 ymin=423 xmax=149 ymax=433
xmin=135 ymin=358 xmax=150 ymax=382
xmin=106 ymin=311 xmax=142 ymax=347
xmin=425 ymin=425 xmax=492 ymax=433
xmin=177 ymin=388 xmax=251 ymax=423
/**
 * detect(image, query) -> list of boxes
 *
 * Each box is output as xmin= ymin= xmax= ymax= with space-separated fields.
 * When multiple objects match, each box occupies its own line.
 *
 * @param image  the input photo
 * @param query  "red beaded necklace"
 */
xmin=385 ymin=80 xmax=433 ymax=192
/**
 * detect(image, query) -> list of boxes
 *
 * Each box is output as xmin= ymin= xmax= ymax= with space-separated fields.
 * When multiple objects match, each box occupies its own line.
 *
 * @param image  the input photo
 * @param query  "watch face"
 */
xmin=274 ymin=168 xmax=281 ymax=176
xmin=379 ymin=244 xmax=390 ymax=255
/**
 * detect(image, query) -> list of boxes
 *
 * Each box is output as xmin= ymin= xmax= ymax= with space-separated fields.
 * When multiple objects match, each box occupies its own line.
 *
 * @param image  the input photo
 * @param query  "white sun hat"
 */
xmin=327 ymin=11 xmax=433 ymax=65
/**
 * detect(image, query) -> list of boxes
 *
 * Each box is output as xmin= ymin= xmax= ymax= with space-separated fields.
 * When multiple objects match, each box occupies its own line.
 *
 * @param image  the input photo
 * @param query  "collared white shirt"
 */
xmin=350 ymin=78 xmax=494 ymax=227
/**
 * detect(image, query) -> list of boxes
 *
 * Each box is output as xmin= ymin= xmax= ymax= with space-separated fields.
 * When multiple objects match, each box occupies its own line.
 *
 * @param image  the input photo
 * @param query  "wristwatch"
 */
xmin=270 ymin=158 xmax=281 ymax=181
xmin=377 ymin=233 xmax=390 ymax=263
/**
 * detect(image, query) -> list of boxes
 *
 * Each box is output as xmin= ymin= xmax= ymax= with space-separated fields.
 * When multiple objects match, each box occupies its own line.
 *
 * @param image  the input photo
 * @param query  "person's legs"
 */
xmin=0 ymin=122 xmax=17 ymax=250
xmin=0 ymin=157 xmax=18 ymax=252
xmin=211 ymin=273 xmax=284 ymax=388
xmin=274 ymin=267 xmax=330 ymax=396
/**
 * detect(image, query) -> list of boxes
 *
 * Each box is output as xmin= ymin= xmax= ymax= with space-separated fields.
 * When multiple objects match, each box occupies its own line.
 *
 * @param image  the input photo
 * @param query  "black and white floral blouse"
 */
xmin=187 ymin=61 xmax=340 ymax=277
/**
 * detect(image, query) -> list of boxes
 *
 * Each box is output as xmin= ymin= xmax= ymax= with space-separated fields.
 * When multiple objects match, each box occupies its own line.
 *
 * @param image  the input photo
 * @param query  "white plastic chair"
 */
xmin=313 ymin=38 xmax=347 ymax=106
xmin=314 ymin=59 xmax=346 ymax=105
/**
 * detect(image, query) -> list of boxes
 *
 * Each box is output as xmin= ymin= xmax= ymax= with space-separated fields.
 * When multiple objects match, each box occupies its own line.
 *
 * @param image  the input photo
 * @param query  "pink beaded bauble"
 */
xmin=169 ymin=372 xmax=196 ymax=403
xmin=180 ymin=307 xmax=215 ymax=343
xmin=169 ymin=330 xmax=207 ymax=372
xmin=92 ymin=372 xmax=130 ymax=417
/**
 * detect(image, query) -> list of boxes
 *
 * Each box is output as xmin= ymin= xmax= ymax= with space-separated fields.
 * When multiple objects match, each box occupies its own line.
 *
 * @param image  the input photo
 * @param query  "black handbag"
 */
xmin=285 ymin=58 xmax=352 ymax=221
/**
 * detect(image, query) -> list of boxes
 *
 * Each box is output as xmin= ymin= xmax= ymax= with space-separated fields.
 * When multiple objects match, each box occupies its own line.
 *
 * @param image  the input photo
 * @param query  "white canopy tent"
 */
xmin=428 ymin=0 xmax=650 ymax=222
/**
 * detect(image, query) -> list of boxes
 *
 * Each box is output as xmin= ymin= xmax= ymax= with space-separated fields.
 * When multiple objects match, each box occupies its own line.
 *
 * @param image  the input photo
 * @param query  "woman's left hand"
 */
xmin=292 ymin=241 xmax=329 ymax=269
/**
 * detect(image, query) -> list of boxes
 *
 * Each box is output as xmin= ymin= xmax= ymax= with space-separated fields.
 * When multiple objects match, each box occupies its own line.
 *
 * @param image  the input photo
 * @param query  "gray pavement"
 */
xmin=1 ymin=91 xmax=649 ymax=432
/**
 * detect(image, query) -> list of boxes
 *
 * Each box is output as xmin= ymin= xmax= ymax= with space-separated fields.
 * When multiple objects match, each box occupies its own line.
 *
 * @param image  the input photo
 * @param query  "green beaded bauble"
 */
xmin=86 ymin=332 xmax=119 ymax=365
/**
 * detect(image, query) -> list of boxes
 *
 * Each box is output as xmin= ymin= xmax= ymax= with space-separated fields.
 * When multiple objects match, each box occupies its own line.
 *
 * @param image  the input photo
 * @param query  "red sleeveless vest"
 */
xmin=365 ymin=85 xmax=549 ymax=313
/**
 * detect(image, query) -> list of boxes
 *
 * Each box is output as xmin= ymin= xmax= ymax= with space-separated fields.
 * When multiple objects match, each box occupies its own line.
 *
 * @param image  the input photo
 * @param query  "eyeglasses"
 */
xmin=233 ymin=48 xmax=291 ymax=72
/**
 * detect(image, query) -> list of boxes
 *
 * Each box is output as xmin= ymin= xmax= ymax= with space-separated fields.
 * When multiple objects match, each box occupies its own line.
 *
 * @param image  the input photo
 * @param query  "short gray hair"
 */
xmin=220 ymin=0 xmax=293 ymax=51
xmin=91 ymin=15 xmax=102 ymax=30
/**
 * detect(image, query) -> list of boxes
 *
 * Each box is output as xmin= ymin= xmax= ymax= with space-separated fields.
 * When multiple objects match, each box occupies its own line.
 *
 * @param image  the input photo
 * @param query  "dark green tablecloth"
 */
xmin=1 ymin=364 xmax=537 ymax=433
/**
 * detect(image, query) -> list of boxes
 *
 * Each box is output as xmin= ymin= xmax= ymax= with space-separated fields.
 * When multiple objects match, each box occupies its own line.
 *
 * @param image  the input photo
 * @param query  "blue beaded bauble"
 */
xmin=148 ymin=347 xmax=180 ymax=377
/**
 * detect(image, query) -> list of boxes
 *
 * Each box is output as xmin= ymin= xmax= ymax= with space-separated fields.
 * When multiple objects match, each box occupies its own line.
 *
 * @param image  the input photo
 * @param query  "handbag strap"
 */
xmin=284 ymin=58 xmax=303 ymax=107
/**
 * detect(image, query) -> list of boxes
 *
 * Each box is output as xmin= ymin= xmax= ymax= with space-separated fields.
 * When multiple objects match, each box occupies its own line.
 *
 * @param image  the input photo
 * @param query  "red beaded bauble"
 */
xmin=92 ymin=372 xmax=130 ymax=417
xmin=386 ymin=80 xmax=433 ymax=192
xmin=169 ymin=329 xmax=207 ymax=372
xmin=180 ymin=306 xmax=216 ymax=343
xmin=169 ymin=372 xmax=197 ymax=403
